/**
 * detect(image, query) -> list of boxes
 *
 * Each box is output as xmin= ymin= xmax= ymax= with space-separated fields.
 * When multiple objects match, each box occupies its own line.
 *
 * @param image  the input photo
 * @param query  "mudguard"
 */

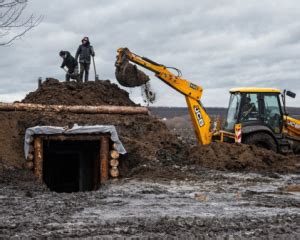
xmin=242 ymin=125 xmax=276 ymax=139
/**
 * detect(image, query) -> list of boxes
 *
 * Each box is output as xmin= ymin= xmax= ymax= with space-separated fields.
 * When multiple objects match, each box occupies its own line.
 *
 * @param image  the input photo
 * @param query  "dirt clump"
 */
xmin=21 ymin=78 xmax=137 ymax=106
xmin=115 ymin=61 xmax=150 ymax=87
xmin=189 ymin=142 xmax=300 ymax=173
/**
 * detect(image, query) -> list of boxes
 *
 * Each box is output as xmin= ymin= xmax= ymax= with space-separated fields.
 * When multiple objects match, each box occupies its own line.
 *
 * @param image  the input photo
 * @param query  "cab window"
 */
xmin=224 ymin=93 xmax=241 ymax=131
xmin=240 ymin=93 xmax=259 ymax=122
xmin=262 ymin=94 xmax=282 ymax=133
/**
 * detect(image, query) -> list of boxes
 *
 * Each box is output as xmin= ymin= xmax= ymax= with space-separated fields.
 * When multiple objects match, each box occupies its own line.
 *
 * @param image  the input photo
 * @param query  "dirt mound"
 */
xmin=1 ymin=78 xmax=190 ymax=182
xmin=0 ymin=77 xmax=298 ymax=179
xmin=189 ymin=142 xmax=300 ymax=173
xmin=0 ymin=110 xmax=189 ymax=175
xmin=21 ymin=78 xmax=137 ymax=106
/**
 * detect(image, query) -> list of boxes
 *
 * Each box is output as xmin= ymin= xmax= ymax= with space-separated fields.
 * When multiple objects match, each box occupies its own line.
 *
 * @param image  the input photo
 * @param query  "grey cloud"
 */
xmin=0 ymin=0 xmax=299 ymax=106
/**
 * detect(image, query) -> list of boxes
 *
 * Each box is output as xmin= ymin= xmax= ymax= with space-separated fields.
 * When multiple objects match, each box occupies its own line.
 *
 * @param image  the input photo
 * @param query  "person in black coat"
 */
xmin=75 ymin=36 xmax=95 ymax=82
xmin=59 ymin=50 xmax=78 ymax=82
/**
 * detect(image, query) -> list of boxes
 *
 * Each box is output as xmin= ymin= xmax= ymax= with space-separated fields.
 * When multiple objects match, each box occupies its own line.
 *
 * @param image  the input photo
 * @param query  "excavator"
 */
xmin=115 ymin=48 xmax=300 ymax=154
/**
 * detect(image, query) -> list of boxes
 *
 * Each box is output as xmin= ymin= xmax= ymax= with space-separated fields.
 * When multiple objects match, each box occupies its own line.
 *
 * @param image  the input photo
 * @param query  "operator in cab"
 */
xmin=241 ymin=97 xmax=257 ymax=119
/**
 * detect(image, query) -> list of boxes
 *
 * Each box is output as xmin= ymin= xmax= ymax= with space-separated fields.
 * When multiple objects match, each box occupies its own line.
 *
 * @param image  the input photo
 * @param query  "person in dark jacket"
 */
xmin=75 ymin=36 xmax=95 ymax=82
xmin=59 ymin=50 xmax=78 ymax=82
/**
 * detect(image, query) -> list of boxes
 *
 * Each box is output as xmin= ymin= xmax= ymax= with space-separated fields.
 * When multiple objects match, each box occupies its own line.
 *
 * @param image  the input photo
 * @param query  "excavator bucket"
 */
xmin=115 ymin=49 xmax=156 ymax=104
xmin=115 ymin=62 xmax=156 ymax=103
xmin=115 ymin=62 xmax=150 ymax=87
xmin=115 ymin=54 xmax=150 ymax=87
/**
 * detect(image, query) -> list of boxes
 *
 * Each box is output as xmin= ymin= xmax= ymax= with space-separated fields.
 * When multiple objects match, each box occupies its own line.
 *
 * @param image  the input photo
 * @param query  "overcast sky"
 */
xmin=0 ymin=0 xmax=299 ymax=107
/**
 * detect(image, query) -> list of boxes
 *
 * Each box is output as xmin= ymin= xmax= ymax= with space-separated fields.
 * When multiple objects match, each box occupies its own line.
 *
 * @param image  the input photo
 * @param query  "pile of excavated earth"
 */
xmin=0 ymin=78 xmax=299 ymax=183
xmin=21 ymin=78 xmax=137 ymax=106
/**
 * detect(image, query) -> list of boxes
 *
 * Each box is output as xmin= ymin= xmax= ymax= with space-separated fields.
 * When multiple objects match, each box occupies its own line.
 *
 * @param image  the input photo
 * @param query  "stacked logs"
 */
xmin=109 ymin=143 xmax=120 ymax=178
xmin=24 ymin=137 xmax=43 ymax=181
xmin=24 ymin=137 xmax=35 ymax=170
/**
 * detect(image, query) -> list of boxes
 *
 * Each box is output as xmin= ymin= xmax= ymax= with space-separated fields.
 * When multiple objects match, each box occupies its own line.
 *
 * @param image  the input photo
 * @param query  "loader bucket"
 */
xmin=115 ymin=61 xmax=150 ymax=87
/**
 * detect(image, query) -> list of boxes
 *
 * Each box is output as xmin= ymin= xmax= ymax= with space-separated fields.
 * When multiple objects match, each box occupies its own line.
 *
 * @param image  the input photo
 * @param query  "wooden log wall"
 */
xmin=26 ymin=134 xmax=120 ymax=188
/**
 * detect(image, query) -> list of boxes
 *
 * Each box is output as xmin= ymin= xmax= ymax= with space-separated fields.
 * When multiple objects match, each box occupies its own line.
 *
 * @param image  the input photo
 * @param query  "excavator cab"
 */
xmin=224 ymin=88 xmax=284 ymax=134
xmin=222 ymin=88 xmax=300 ymax=153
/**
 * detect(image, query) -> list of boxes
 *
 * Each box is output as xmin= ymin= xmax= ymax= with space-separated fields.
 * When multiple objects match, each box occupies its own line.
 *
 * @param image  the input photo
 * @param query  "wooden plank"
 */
xmin=34 ymin=137 xmax=43 ymax=182
xmin=39 ymin=134 xmax=110 ymax=142
xmin=100 ymin=136 xmax=110 ymax=183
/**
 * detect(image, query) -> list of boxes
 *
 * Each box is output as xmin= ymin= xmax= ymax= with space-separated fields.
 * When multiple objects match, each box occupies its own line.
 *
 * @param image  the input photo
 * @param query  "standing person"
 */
xmin=75 ymin=36 xmax=95 ymax=82
xmin=59 ymin=50 xmax=78 ymax=82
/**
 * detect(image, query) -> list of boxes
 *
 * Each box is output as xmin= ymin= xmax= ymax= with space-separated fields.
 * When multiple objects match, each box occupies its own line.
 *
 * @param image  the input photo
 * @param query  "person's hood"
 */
xmin=82 ymin=37 xmax=90 ymax=45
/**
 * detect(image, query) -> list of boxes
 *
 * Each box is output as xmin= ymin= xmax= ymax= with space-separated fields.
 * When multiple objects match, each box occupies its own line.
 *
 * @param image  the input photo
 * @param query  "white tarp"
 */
xmin=24 ymin=124 xmax=126 ymax=158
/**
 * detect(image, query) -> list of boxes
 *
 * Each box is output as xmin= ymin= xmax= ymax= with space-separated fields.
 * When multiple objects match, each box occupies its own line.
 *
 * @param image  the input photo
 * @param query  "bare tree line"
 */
xmin=0 ymin=0 xmax=42 ymax=46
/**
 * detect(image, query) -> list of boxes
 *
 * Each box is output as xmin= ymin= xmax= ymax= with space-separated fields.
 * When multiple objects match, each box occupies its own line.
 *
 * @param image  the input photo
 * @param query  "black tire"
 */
xmin=244 ymin=132 xmax=278 ymax=152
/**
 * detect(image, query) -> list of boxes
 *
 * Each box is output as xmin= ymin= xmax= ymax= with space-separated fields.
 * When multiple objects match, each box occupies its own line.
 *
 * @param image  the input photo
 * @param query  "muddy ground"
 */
xmin=0 ymin=79 xmax=300 ymax=238
xmin=0 ymin=164 xmax=299 ymax=239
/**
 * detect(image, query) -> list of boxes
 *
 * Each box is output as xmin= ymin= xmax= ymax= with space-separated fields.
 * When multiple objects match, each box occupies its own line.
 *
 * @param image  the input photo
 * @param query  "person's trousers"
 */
xmin=80 ymin=62 xmax=90 ymax=82
xmin=66 ymin=66 xmax=78 ymax=82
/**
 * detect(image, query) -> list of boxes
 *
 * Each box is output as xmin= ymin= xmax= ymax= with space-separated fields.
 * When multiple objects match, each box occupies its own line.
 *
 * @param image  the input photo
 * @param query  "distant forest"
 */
xmin=150 ymin=107 xmax=300 ymax=119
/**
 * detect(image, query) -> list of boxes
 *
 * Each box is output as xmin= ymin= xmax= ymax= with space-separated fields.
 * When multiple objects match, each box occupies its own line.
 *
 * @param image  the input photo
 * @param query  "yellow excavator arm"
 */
xmin=116 ymin=48 xmax=212 ymax=144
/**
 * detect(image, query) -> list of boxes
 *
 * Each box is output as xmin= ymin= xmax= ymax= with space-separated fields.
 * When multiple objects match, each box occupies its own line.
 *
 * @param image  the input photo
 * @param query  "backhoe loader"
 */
xmin=115 ymin=48 xmax=300 ymax=154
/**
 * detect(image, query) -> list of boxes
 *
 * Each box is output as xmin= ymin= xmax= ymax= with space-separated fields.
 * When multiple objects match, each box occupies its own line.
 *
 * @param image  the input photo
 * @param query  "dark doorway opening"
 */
xmin=43 ymin=140 xmax=100 ymax=193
